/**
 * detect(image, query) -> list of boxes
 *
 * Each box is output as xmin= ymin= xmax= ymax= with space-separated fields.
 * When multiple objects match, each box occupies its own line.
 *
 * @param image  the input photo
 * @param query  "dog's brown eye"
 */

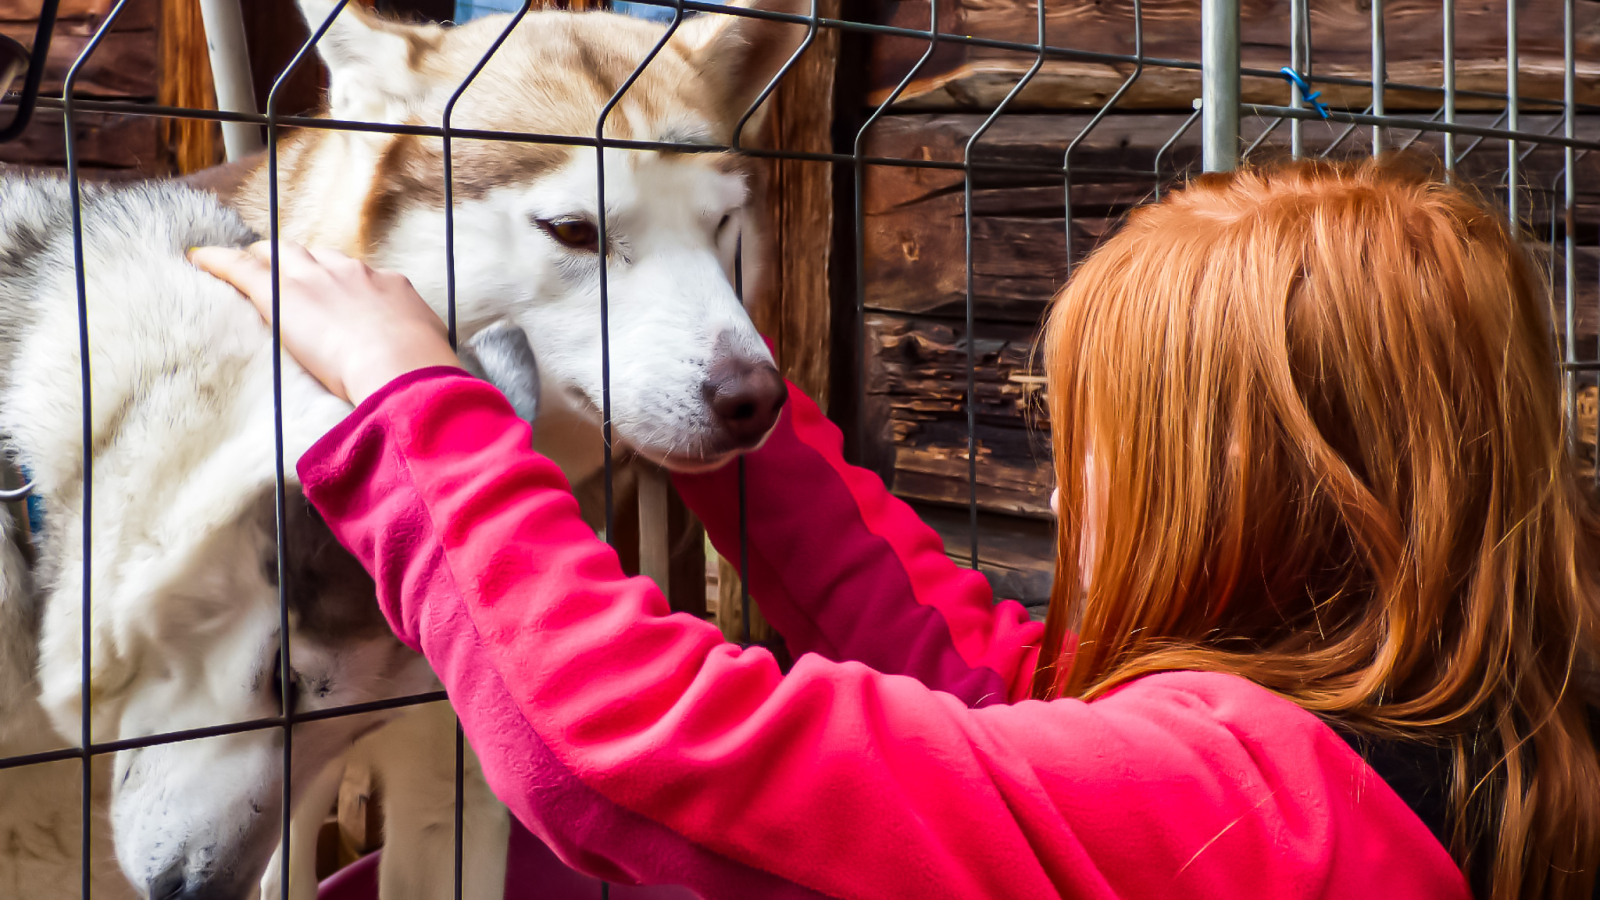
xmin=539 ymin=218 xmax=600 ymax=253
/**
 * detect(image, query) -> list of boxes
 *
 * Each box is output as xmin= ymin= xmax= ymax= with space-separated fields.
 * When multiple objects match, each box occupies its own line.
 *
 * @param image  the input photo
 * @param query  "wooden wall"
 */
xmin=0 ymin=0 xmax=168 ymax=175
xmin=868 ymin=0 xmax=1600 ymax=111
xmin=844 ymin=0 xmax=1600 ymax=611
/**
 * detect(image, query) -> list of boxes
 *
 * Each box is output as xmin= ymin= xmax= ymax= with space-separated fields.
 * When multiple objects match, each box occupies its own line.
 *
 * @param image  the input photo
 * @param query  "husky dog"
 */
xmin=0 ymin=1 xmax=806 ymax=898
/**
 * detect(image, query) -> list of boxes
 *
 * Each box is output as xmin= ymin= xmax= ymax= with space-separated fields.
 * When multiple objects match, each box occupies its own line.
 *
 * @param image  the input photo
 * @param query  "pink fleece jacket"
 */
xmin=297 ymin=367 xmax=1472 ymax=900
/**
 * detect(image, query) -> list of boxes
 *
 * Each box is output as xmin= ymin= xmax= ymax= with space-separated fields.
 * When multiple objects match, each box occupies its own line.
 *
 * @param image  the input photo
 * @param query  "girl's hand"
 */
xmin=188 ymin=241 xmax=463 ymax=405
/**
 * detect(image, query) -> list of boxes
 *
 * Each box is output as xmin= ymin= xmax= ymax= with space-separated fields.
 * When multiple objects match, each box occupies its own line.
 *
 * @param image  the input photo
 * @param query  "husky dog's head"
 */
xmin=238 ymin=0 xmax=811 ymax=479
xmin=99 ymin=492 xmax=430 ymax=900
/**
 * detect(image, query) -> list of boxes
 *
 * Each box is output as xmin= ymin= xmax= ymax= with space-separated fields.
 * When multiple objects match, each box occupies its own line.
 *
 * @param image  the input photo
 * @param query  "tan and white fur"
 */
xmin=0 ymin=2 xmax=807 ymax=899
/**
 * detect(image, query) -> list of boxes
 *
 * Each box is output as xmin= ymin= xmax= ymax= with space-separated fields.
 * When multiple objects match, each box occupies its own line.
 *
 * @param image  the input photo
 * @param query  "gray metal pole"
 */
xmin=1564 ymin=0 xmax=1577 ymax=449
xmin=199 ymin=0 xmax=263 ymax=161
xmin=1202 ymin=0 xmax=1240 ymax=171
xmin=1443 ymin=0 xmax=1456 ymax=174
xmin=1371 ymin=0 xmax=1385 ymax=153
xmin=1289 ymin=0 xmax=1303 ymax=157
xmin=1507 ymin=0 xmax=1519 ymax=224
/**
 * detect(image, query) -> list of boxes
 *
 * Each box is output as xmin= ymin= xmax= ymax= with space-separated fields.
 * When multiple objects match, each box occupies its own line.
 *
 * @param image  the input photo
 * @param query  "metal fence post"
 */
xmin=198 ymin=0 xmax=263 ymax=160
xmin=1202 ymin=0 xmax=1240 ymax=171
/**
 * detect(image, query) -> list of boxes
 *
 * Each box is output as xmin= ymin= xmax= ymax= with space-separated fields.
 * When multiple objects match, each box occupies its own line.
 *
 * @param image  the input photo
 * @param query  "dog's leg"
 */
xmin=369 ymin=702 xmax=510 ymax=900
xmin=260 ymin=757 xmax=345 ymax=900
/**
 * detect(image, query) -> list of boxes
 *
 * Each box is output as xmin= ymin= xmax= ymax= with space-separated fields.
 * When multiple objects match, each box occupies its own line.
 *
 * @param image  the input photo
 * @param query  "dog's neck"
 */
xmin=232 ymin=128 xmax=387 ymax=257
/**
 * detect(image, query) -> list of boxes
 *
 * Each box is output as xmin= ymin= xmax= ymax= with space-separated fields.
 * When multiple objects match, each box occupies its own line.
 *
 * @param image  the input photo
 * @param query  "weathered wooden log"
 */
xmin=860 ymin=112 xmax=1600 ymax=323
xmin=0 ymin=110 xmax=162 ymax=169
xmin=0 ymin=0 xmax=156 ymax=30
xmin=864 ymin=0 xmax=1600 ymax=111
xmin=864 ymin=312 xmax=1053 ymax=518
xmin=910 ymin=500 xmax=1055 ymax=608
xmin=0 ymin=24 xmax=159 ymax=97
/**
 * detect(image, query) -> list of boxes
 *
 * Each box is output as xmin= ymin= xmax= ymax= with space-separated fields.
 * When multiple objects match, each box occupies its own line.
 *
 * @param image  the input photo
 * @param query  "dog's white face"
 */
xmin=90 ymin=3 xmax=810 ymax=897
xmin=376 ymin=145 xmax=770 ymax=474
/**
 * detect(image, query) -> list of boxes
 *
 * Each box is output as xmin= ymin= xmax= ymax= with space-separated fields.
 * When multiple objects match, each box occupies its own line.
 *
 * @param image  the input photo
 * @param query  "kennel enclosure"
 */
xmin=0 ymin=0 xmax=1594 ymax=896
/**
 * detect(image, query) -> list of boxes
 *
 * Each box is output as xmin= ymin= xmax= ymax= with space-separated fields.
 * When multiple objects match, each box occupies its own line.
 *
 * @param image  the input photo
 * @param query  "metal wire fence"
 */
xmin=0 ymin=0 xmax=1592 ymax=897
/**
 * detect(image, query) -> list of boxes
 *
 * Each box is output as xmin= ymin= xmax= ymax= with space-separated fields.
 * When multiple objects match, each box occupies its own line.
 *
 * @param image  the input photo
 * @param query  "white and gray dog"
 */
xmin=0 ymin=0 xmax=805 ymax=897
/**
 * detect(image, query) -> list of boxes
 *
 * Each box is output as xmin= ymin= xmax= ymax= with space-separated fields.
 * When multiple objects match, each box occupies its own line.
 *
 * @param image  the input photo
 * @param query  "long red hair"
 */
xmin=1036 ymin=158 xmax=1600 ymax=898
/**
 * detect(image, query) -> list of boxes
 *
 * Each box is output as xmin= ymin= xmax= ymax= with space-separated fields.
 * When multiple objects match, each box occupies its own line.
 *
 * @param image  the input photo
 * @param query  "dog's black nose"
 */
xmin=705 ymin=358 xmax=787 ymax=449
xmin=147 ymin=865 xmax=236 ymax=900
xmin=148 ymin=863 xmax=186 ymax=900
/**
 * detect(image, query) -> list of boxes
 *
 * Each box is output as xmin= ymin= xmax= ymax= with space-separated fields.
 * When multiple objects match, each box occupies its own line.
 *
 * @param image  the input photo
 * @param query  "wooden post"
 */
xmin=637 ymin=465 xmax=671 ymax=597
xmin=160 ymin=0 xmax=221 ymax=173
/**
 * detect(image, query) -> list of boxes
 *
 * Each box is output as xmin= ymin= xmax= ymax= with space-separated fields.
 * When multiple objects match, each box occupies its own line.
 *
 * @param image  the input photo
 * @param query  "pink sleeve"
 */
xmin=673 ymin=382 xmax=1042 ymax=704
xmin=297 ymin=369 xmax=1470 ymax=900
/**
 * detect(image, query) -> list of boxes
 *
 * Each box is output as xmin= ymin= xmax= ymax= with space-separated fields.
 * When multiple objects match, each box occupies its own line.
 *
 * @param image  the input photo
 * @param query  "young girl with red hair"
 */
xmin=194 ymin=159 xmax=1600 ymax=899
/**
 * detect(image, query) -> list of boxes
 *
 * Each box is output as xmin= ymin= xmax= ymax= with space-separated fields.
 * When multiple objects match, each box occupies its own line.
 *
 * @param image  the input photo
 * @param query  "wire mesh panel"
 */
xmin=0 ymin=0 xmax=1591 ymax=898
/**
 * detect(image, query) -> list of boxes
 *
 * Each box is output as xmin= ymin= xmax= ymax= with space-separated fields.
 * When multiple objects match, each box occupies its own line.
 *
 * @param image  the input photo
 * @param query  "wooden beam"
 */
xmin=865 ymin=0 xmax=1600 ymax=112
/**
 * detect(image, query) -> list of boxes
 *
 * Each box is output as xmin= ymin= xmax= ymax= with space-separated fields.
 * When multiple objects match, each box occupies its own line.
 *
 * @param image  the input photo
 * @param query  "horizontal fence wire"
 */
xmin=0 ymin=0 xmax=1592 ymax=897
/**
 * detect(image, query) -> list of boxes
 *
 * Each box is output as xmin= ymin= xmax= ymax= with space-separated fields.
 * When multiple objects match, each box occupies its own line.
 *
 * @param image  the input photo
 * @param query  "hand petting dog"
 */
xmin=190 ymin=242 xmax=462 ymax=405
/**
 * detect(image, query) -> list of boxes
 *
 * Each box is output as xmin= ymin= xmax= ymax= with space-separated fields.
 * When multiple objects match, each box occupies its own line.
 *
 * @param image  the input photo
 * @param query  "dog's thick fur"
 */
xmin=0 ymin=2 xmax=806 ymax=898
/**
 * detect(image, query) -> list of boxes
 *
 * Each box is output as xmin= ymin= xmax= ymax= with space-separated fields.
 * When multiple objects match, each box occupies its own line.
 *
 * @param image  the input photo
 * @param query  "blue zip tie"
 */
xmin=18 ymin=462 xmax=40 ymax=536
xmin=1278 ymin=66 xmax=1330 ymax=120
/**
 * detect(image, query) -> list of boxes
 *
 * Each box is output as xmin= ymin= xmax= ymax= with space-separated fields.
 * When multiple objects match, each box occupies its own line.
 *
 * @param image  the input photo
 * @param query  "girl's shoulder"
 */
xmin=976 ymin=669 xmax=1472 ymax=899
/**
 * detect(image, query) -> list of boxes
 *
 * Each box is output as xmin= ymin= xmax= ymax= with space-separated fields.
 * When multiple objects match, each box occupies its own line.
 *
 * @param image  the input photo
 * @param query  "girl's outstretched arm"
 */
xmin=674 ymin=382 xmax=1042 ymax=705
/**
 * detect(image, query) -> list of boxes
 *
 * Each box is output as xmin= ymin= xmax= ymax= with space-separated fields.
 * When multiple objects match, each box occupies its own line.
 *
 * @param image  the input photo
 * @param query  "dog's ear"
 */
xmin=459 ymin=321 xmax=542 ymax=425
xmin=674 ymin=0 xmax=811 ymax=133
xmin=296 ymin=0 xmax=442 ymax=123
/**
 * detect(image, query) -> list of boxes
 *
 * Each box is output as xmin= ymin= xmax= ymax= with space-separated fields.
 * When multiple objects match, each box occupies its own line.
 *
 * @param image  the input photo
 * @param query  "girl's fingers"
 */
xmin=244 ymin=240 xmax=330 ymax=289
xmin=188 ymin=246 xmax=274 ymax=320
xmin=300 ymin=244 xmax=357 ymax=270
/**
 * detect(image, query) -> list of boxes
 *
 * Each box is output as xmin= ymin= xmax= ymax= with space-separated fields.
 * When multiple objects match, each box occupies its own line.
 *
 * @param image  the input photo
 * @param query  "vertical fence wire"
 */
xmin=61 ymin=2 xmax=134 ymax=897
xmin=592 ymin=6 xmax=687 ymax=888
xmin=1563 ymin=0 xmax=1579 ymax=455
xmin=267 ymin=5 xmax=354 ymax=894
xmin=439 ymin=8 xmax=535 ymax=892
xmin=1063 ymin=0 xmax=1143 ymax=275
xmin=961 ymin=0 xmax=1047 ymax=570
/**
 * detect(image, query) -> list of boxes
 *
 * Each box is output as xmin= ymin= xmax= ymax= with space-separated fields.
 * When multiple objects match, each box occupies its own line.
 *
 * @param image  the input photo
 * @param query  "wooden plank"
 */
xmin=0 ymin=0 xmax=157 ymax=30
xmin=666 ymin=483 xmax=706 ymax=618
xmin=865 ymin=0 xmax=1600 ymax=111
xmin=864 ymin=313 xmax=1053 ymax=519
xmin=909 ymin=500 xmax=1055 ymax=610
xmin=638 ymin=466 xmax=672 ymax=595
xmin=0 ymin=111 xmax=163 ymax=170
xmin=860 ymin=112 xmax=1600 ymax=323
xmin=635 ymin=464 xmax=707 ymax=618
xmin=0 ymin=25 xmax=158 ymax=97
